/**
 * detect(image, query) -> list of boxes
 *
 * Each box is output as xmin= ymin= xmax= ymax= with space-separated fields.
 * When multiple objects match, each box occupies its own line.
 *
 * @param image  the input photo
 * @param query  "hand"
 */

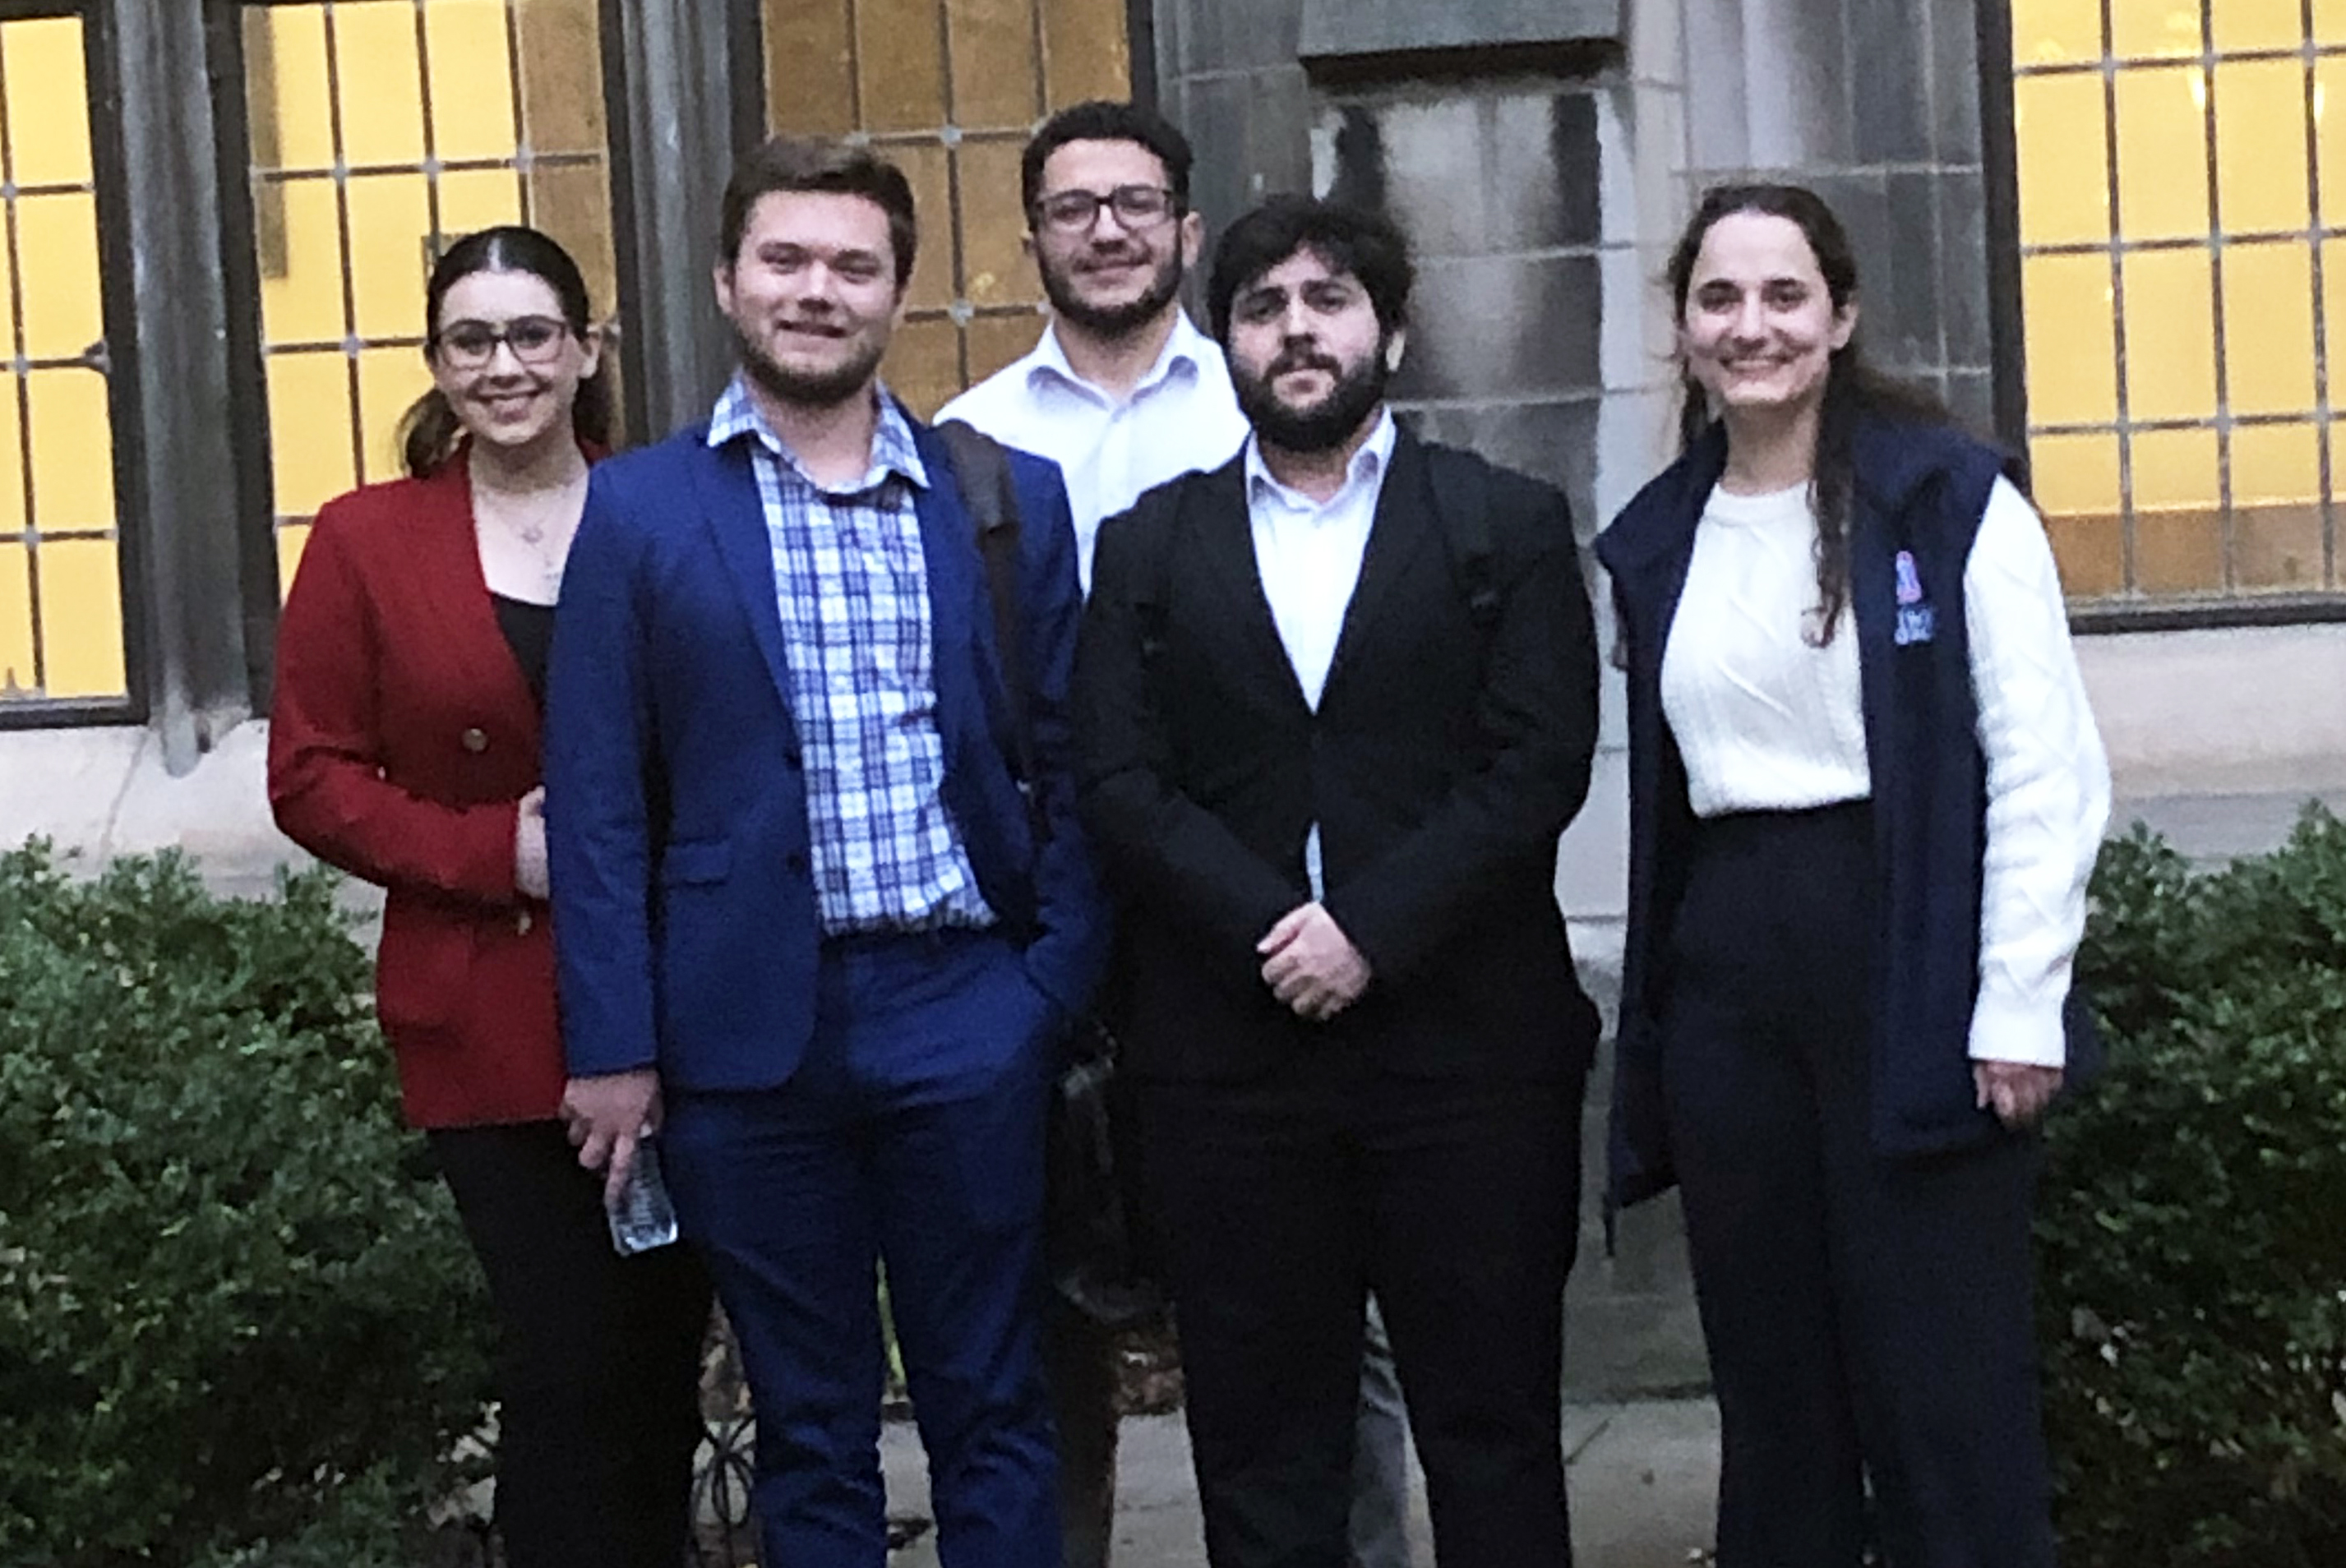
xmin=561 ymin=1068 xmax=661 ymax=1206
xmin=514 ymin=786 xmax=550 ymax=902
xmin=1258 ymin=903 xmax=1373 ymax=1022
xmin=1974 ymin=1059 xmax=2063 ymax=1130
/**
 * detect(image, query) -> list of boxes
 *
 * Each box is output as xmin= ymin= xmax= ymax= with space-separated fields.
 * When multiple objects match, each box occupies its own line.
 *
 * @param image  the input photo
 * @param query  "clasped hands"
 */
xmin=1258 ymin=902 xmax=1372 ymax=1023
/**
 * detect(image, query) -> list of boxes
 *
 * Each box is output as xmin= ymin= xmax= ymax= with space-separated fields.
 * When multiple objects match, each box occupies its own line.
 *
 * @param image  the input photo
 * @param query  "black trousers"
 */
xmin=1660 ymin=804 xmax=2055 ymax=1568
xmin=431 ymin=1120 xmax=713 ymax=1568
xmin=1135 ymin=1058 xmax=1582 ymax=1568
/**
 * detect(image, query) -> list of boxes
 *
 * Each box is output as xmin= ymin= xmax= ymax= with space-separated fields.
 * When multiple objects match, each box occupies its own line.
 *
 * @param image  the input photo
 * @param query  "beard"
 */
xmin=1040 ymin=245 xmax=1186 ymax=339
xmin=732 ymin=318 xmax=887 ymax=410
xmin=1232 ymin=342 xmax=1391 ymax=454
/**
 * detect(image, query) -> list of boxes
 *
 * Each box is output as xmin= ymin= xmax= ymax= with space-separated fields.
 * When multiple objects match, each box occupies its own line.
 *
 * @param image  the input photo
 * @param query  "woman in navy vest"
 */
xmin=1596 ymin=183 xmax=2109 ymax=1566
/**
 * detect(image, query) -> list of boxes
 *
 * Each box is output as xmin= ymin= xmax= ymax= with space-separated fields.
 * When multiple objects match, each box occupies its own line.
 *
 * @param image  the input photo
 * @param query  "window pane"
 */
xmin=0 ymin=542 xmax=31 ymax=697
xmin=2130 ymin=428 xmax=2225 ymax=593
xmin=333 ymin=2 xmax=428 ymax=168
xmin=2228 ymin=422 xmax=2325 ymax=589
xmin=958 ymin=139 xmax=1037 ymax=309
xmin=0 ymin=372 xmax=21 ymax=535
xmin=2122 ymin=248 xmax=2219 ymax=420
xmin=2030 ymin=432 xmax=2127 ymax=597
xmin=2 ymin=19 xmax=90 ymax=188
xmin=16 ymin=193 xmax=102 ymax=362
xmin=2316 ymin=59 xmax=2346 ymax=228
xmin=266 ymin=352 xmax=358 ymax=520
xmin=947 ymin=0 xmax=1041 ymax=127
xmin=344 ymin=173 xmax=434 ymax=340
xmin=883 ymin=316 xmax=965 ymax=419
xmin=859 ymin=0 xmax=948 ymax=134
xmin=2221 ymin=242 xmax=2316 ymax=414
xmin=258 ymin=179 xmax=349 ymax=345
xmin=251 ymin=7 xmax=337 ymax=173
xmin=2212 ymin=0 xmax=2307 ymax=53
xmin=2112 ymin=3 xmax=2203 ymax=59
xmin=514 ymin=0 xmax=606 ymax=154
xmin=26 ymin=370 xmax=113 ymax=532
xmin=38 ymin=538 xmax=124 ymax=699
xmin=2014 ymin=73 xmax=2111 ymax=247
xmin=1040 ymin=0 xmax=1130 ymax=104
xmin=2214 ymin=59 xmax=2311 ymax=233
xmin=2022 ymin=253 xmax=2119 ymax=426
xmin=2114 ymin=67 xmax=2211 ymax=240
xmin=358 ymin=346 xmax=434 ymax=485
xmin=765 ymin=0 xmax=856 ymax=135
xmin=424 ymin=0 xmax=520 ymax=162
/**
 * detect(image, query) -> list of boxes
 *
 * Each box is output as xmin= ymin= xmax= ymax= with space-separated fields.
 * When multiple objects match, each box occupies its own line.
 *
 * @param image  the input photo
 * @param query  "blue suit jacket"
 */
xmin=543 ymin=414 xmax=1110 ymax=1088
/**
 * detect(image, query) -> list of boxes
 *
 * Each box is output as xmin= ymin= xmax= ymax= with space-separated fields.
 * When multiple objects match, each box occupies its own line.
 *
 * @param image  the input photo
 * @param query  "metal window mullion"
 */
xmin=934 ymin=0 xmax=970 ymax=388
xmin=0 ymin=19 xmax=41 ymax=693
xmin=501 ymin=0 xmax=533 ymax=227
xmin=2099 ymin=0 xmax=2140 ymax=597
xmin=2201 ymin=1 xmax=2239 ymax=593
xmin=409 ymin=0 xmax=443 ymax=247
xmin=318 ymin=2 xmax=370 ymax=491
xmin=2303 ymin=0 xmax=2339 ymax=589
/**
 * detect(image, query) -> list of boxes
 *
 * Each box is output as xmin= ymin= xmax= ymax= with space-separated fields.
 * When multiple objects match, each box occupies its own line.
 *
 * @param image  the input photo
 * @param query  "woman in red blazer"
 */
xmin=268 ymin=227 xmax=710 ymax=1568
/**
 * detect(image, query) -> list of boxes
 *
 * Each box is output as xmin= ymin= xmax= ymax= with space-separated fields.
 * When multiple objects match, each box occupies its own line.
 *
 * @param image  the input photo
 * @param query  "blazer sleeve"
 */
xmin=1321 ymin=478 xmax=1600 ymax=980
xmin=1074 ymin=496 xmax=1301 ymax=960
xmin=543 ymin=473 xmax=661 ymax=1077
xmin=266 ymin=503 xmax=522 ymax=904
xmin=1009 ymin=458 xmax=1112 ymax=1018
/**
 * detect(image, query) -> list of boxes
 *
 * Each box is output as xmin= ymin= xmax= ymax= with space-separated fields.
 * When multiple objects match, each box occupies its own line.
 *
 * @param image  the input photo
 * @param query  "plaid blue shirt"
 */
xmin=707 ymin=377 xmax=995 ymax=935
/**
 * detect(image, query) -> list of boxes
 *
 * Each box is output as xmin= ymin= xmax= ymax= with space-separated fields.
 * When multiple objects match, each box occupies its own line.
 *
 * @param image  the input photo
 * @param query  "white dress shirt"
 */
xmin=936 ymin=311 xmax=1252 ymax=592
xmin=1245 ymin=410 xmax=1399 ymax=898
xmin=1660 ymin=475 xmax=2112 ymax=1068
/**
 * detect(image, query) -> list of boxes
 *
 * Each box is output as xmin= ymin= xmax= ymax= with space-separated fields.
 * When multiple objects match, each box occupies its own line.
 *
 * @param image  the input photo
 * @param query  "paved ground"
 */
xmin=880 ymin=1401 xmax=1722 ymax=1567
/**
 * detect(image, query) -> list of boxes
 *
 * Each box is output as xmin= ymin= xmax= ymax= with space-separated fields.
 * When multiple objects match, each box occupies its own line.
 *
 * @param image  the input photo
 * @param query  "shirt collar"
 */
xmin=1026 ymin=311 xmax=1208 ymax=404
xmin=707 ymin=374 xmax=931 ymax=494
xmin=1245 ymin=408 xmax=1397 ymax=514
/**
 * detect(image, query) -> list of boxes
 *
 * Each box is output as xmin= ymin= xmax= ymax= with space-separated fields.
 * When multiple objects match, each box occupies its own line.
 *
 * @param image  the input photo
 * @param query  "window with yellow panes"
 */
xmin=0 ymin=13 xmax=125 ymax=705
xmin=2011 ymin=0 xmax=2346 ymax=604
xmin=762 ymin=0 xmax=1132 ymax=416
xmin=242 ymin=0 xmax=613 ymax=589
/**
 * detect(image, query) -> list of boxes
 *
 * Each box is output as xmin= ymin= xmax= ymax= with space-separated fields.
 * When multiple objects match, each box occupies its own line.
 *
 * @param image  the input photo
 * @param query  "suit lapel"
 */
xmin=909 ymin=424 xmax=982 ymax=753
xmin=690 ymin=436 xmax=797 ymax=710
xmin=1189 ymin=458 xmax=1312 ymax=713
xmin=1322 ymin=429 xmax=1434 ymax=700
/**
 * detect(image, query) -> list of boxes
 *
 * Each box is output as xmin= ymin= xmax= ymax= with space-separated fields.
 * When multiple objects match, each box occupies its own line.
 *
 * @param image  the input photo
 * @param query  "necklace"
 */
xmin=475 ymin=479 xmax=584 ymax=599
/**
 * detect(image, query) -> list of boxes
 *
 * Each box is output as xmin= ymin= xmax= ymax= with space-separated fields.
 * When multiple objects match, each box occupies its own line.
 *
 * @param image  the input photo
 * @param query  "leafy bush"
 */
xmin=2044 ymin=807 xmax=2346 ymax=1566
xmin=0 ymin=842 xmax=493 ymax=1566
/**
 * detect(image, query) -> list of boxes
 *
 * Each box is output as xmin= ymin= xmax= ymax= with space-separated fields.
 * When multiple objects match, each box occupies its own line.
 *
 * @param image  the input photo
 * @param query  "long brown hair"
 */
xmin=1665 ymin=183 xmax=1954 ymax=644
xmin=396 ymin=225 xmax=615 ymax=478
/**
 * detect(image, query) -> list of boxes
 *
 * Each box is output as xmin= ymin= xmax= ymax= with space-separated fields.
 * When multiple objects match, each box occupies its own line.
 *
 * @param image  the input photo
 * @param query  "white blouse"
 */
xmin=1660 ymin=476 xmax=2112 ymax=1068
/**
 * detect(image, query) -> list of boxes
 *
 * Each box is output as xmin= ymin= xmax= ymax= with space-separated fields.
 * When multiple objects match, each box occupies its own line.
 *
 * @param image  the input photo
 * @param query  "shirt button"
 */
xmin=461 ymin=726 xmax=489 ymax=754
xmin=515 ymin=909 xmax=535 ymax=937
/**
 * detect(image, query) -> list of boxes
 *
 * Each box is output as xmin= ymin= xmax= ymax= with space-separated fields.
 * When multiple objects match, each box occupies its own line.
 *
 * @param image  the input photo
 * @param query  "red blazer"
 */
xmin=268 ymin=459 xmax=562 ymax=1128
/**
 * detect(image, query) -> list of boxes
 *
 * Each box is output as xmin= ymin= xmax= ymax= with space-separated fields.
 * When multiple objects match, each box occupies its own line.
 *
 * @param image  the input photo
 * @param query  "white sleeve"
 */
xmin=1963 ymin=476 xmax=2112 ymax=1066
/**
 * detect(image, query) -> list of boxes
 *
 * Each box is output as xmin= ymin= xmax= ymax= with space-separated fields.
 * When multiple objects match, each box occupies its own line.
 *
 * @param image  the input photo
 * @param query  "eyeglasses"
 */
xmin=432 ymin=316 xmax=574 ymax=369
xmin=1030 ymin=184 xmax=1179 ymax=236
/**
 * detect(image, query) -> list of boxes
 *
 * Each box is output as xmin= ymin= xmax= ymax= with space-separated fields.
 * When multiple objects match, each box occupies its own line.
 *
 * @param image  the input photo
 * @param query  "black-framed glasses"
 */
xmin=1030 ymin=184 xmax=1179 ymax=236
xmin=431 ymin=315 xmax=574 ymax=369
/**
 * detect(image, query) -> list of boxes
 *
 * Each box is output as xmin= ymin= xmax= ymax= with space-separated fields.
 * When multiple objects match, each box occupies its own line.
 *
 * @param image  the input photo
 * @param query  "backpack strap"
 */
xmin=936 ymin=417 xmax=1048 ymax=847
xmin=1420 ymin=441 xmax=1501 ymax=633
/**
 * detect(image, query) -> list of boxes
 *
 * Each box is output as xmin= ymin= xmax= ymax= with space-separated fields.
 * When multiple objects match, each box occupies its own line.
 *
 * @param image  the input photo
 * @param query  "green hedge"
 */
xmin=0 ymin=843 xmax=493 ymax=1566
xmin=2045 ymin=806 xmax=2346 ymax=1566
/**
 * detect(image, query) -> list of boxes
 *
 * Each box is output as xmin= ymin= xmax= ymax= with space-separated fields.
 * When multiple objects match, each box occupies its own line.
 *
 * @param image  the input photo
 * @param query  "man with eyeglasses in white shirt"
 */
xmin=940 ymin=101 xmax=1418 ymax=1568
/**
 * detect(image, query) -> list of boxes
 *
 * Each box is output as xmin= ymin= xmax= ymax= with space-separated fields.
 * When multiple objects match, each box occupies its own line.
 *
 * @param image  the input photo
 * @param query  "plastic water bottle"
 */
xmin=606 ymin=1140 xmax=681 ymax=1255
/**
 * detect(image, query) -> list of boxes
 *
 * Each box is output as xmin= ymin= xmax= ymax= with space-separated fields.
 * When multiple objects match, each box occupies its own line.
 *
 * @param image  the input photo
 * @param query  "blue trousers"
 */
xmin=662 ymin=928 xmax=1060 ymax=1568
xmin=1661 ymin=804 xmax=2055 ymax=1568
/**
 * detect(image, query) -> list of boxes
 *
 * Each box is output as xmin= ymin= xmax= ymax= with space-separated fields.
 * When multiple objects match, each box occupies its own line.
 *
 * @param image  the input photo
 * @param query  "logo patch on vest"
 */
xmin=1893 ymin=549 xmax=1936 ymax=645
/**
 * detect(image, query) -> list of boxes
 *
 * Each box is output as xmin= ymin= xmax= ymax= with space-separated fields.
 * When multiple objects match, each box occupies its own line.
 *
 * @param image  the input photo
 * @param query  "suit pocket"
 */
xmin=659 ymin=838 xmax=732 ymax=886
xmin=376 ymin=899 xmax=472 ymax=1034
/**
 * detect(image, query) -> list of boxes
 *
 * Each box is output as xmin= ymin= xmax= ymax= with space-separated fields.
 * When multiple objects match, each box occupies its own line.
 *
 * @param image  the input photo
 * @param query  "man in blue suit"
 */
xmin=545 ymin=135 xmax=1109 ymax=1568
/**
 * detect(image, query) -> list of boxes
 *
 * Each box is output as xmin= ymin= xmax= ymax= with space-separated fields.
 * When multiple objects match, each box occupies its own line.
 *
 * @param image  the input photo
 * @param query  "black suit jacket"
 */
xmin=1073 ymin=427 xmax=1602 ymax=1082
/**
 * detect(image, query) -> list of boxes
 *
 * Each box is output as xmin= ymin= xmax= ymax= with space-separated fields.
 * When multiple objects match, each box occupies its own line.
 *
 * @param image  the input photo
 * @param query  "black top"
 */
xmin=492 ymin=593 xmax=555 ymax=708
